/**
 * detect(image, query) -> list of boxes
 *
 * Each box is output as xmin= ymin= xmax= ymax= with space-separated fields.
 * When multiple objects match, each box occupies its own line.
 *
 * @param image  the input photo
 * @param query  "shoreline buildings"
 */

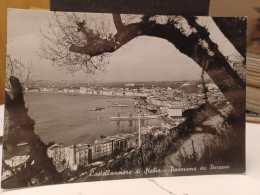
xmin=47 ymin=136 xmax=129 ymax=172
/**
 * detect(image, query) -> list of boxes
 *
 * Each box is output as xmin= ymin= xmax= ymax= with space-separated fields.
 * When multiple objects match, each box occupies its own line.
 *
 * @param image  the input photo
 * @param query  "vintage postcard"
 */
xmin=2 ymin=9 xmax=246 ymax=189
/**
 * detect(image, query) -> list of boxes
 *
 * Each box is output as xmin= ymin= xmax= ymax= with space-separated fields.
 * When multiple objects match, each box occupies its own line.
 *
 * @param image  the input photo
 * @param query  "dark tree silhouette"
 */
xmin=4 ymin=77 xmax=61 ymax=188
xmin=213 ymin=17 xmax=247 ymax=58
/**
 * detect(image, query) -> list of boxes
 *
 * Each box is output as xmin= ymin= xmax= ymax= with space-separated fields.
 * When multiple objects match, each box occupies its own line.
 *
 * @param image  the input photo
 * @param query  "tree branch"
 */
xmin=112 ymin=14 xmax=125 ymax=32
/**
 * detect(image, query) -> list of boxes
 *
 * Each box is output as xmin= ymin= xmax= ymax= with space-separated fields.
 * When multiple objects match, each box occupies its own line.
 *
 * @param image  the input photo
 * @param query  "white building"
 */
xmin=47 ymin=144 xmax=67 ymax=172
xmin=125 ymin=91 xmax=134 ymax=96
xmin=68 ymin=89 xmax=75 ymax=93
xmin=79 ymin=87 xmax=87 ymax=94
xmin=167 ymin=104 xmax=182 ymax=117
xmin=4 ymin=155 xmax=30 ymax=169
xmin=65 ymin=144 xmax=91 ymax=167
xmin=47 ymin=143 xmax=91 ymax=171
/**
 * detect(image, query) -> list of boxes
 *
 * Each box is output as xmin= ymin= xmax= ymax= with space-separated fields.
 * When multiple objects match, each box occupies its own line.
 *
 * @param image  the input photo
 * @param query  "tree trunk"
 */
xmin=4 ymin=76 xmax=61 ymax=185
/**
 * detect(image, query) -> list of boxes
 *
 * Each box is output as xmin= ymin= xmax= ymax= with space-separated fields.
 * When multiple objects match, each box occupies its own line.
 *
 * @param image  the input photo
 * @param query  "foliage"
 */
xmin=6 ymin=55 xmax=32 ymax=90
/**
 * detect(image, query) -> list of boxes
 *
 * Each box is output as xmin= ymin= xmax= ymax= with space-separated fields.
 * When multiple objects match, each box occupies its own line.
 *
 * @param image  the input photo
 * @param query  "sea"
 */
xmin=24 ymin=92 xmax=163 ymax=146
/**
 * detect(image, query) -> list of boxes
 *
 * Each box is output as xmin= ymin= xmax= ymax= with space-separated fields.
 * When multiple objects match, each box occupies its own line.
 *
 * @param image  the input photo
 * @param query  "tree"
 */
xmin=5 ymin=55 xmax=33 ymax=91
xmin=4 ymin=77 xmax=61 ymax=188
xmin=212 ymin=17 xmax=247 ymax=58
xmin=3 ymin=57 xmax=62 ymax=188
xmin=40 ymin=14 xmax=246 ymax=115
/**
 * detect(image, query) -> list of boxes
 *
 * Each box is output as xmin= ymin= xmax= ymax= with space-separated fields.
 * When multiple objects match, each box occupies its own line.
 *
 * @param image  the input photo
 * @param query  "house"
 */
xmin=167 ymin=104 xmax=183 ymax=117
xmin=65 ymin=144 xmax=91 ymax=167
xmin=79 ymin=87 xmax=87 ymax=94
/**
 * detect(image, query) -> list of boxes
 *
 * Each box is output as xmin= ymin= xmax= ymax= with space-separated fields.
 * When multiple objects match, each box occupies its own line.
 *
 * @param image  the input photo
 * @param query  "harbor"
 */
xmin=24 ymin=92 xmax=165 ymax=146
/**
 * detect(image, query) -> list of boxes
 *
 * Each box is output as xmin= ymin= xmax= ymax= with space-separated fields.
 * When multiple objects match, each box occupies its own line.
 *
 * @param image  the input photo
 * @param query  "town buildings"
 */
xmin=46 ymin=136 xmax=128 ymax=171
xmin=2 ymin=155 xmax=31 ymax=181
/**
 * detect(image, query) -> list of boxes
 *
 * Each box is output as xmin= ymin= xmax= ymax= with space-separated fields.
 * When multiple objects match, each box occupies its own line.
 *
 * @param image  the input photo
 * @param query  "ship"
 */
xmin=90 ymin=106 xmax=105 ymax=111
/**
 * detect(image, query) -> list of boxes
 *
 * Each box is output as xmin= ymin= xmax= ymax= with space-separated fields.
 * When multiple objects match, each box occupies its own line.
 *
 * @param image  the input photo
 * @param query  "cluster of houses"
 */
xmin=25 ymin=86 xmax=151 ymax=98
xmin=47 ymin=135 xmax=130 ymax=172
xmin=147 ymin=96 xmax=183 ymax=117
xmin=182 ymin=83 xmax=226 ymax=110
xmin=2 ymin=155 xmax=31 ymax=181
xmin=1 ymin=136 xmax=130 ymax=180
xmin=78 ymin=87 xmax=150 ymax=97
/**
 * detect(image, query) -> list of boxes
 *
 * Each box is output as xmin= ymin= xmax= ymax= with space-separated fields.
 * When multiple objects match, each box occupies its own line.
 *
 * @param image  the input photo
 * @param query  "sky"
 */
xmin=6 ymin=9 xmax=243 ymax=83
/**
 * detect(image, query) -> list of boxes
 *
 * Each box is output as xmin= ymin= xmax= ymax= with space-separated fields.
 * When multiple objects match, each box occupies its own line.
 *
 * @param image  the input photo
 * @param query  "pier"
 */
xmin=110 ymin=115 xmax=159 ymax=121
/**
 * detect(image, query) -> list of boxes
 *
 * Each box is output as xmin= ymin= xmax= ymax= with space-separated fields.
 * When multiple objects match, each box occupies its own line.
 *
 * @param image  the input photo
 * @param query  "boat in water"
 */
xmin=90 ymin=106 xmax=105 ymax=111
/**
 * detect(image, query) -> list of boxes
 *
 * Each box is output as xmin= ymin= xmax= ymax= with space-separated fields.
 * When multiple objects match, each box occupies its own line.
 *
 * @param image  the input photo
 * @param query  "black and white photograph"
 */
xmin=2 ymin=9 xmax=246 ymax=189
